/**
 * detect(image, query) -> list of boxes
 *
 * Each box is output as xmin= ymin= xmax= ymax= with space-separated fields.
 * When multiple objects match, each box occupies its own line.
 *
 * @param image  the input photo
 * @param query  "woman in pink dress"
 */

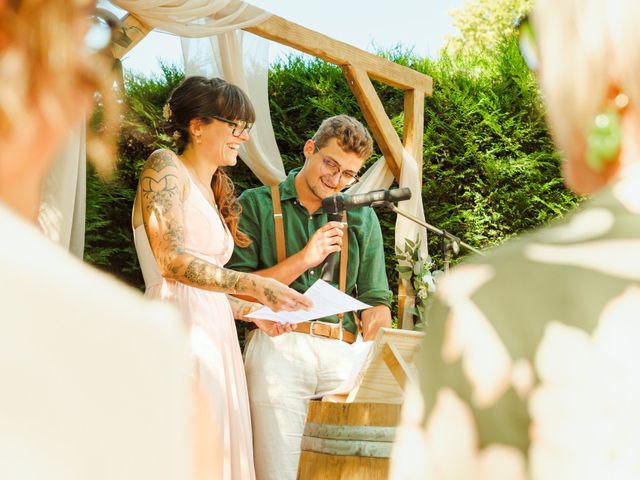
xmin=132 ymin=76 xmax=310 ymax=480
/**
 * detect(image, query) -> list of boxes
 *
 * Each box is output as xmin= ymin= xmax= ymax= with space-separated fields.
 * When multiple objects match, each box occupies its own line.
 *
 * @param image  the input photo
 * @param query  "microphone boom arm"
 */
xmin=384 ymin=202 xmax=485 ymax=257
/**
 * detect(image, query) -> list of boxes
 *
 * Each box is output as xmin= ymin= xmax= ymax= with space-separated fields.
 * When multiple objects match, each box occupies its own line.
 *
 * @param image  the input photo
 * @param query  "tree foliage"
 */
xmin=446 ymin=0 xmax=532 ymax=56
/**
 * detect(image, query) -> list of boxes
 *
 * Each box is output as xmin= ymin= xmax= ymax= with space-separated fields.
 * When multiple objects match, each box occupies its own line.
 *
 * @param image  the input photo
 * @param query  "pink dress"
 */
xmin=134 ymin=173 xmax=255 ymax=480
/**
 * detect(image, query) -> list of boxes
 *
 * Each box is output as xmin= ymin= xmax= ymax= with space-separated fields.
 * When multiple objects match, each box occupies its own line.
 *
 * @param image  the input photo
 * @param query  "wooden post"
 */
xmin=397 ymin=89 xmax=426 ymax=330
xmin=341 ymin=65 xmax=403 ymax=179
xmin=110 ymin=14 xmax=152 ymax=60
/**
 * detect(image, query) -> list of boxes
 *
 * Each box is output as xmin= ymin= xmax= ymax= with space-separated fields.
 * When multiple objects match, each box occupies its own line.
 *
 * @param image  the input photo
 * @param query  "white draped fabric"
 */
xmin=110 ymin=0 xmax=271 ymax=37
xmin=349 ymin=152 xmax=428 ymax=256
xmin=38 ymin=125 xmax=86 ymax=258
xmin=180 ymin=31 xmax=285 ymax=184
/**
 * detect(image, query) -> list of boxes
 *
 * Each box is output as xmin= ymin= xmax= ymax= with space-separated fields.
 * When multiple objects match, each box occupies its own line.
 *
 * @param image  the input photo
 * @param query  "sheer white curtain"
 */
xmin=39 ymin=0 xmax=277 ymax=250
xmin=180 ymin=31 xmax=285 ymax=184
xmin=349 ymin=152 xmax=428 ymax=256
xmin=113 ymin=0 xmax=285 ymax=184
xmin=38 ymin=125 xmax=86 ymax=257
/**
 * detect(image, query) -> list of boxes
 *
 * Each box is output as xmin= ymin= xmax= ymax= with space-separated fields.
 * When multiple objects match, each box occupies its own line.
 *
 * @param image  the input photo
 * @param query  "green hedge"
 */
xmin=84 ymin=36 xmax=579 ymax=320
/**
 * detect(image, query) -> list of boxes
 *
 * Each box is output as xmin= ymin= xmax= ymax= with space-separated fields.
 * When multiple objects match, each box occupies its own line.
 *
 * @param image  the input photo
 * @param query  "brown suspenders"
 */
xmin=270 ymin=185 xmax=287 ymax=263
xmin=270 ymin=185 xmax=348 ymax=291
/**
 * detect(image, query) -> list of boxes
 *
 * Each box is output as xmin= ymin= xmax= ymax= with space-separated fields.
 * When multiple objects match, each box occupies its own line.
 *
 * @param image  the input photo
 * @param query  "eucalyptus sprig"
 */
xmin=396 ymin=239 xmax=440 ymax=321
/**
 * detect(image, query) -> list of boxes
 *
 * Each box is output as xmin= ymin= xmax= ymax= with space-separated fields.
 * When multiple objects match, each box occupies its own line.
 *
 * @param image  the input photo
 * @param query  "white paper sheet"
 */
xmin=305 ymin=338 xmax=374 ymax=399
xmin=245 ymin=279 xmax=371 ymax=324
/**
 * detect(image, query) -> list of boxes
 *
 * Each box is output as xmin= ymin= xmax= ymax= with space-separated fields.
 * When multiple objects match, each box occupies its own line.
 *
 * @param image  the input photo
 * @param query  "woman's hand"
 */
xmin=252 ymin=319 xmax=297 ymax=337
xmin=253 ymin=276 xmax=313 ymax=313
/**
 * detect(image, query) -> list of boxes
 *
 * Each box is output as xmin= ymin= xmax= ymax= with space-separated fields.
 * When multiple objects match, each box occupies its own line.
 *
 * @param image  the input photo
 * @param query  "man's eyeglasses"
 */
xmin=517 ymin=15 xmax=539 ymax=72
xmin=210 ymin=115 xmax=253 ymax=138
xmin=315 ymin=144 xmax=359 ymax=186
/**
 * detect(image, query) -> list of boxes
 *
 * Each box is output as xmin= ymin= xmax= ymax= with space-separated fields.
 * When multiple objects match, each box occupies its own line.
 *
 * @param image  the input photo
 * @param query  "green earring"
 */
xmin=586 ymin=110 xmax=622 ymax=172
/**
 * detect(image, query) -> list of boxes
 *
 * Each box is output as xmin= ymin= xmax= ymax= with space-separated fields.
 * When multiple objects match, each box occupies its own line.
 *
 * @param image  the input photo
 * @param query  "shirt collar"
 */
xmin=280 ymin=167 xmax=302 ymax=201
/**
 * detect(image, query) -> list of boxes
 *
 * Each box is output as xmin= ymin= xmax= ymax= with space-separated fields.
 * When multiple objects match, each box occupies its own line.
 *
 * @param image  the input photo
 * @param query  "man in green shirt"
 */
xmin=228 ymin=115 xmax=392 ymax=480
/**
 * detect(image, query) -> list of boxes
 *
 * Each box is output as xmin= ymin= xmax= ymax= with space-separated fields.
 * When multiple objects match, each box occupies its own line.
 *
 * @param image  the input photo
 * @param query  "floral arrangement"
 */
xmin=395 ymin=239 xmax=440 ymax=324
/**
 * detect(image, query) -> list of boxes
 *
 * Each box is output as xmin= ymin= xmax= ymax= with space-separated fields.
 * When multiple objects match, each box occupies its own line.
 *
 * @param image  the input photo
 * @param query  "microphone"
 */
xmin=320 ymin=212 xmax=343 ymax=283
xmin=321 ymin=187 xmax=412 ymax=214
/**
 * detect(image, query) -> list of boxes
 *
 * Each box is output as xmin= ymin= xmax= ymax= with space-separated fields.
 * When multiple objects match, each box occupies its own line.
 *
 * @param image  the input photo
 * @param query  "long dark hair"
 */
xmin=164 ymin=76 xmax=254 ymax=247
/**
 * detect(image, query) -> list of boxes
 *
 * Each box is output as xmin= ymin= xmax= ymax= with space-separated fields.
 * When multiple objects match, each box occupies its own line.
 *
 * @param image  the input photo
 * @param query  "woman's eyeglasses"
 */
xmin=210 ymin=115 xmax=254 ymax=137
xmin=85 ymin=9 xmax=123 ymax=55
xmin=518 ymin=15 xmax=539 ymax=72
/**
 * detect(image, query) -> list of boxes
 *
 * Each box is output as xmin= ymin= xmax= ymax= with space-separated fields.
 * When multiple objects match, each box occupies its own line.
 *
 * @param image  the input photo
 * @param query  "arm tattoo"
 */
xmin=146 ymin=149 xmax=177 ymax=172
xmin=263 ymin=286 xmax=278 ymax=307
xmin=227 ymin=295 xmax=256 ymax=321
xmin=141 ymin=174 xmax=180 ymax=215
xmin=183 ymin=259 xmax=244 ymax=291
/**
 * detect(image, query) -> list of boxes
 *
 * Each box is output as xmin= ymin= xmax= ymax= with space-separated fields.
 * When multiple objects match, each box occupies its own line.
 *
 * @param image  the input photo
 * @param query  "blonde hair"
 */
xmin=0 ymin=0 xmax=119 ymax=176
xmin=533 ymin=0 xmax=640 ymax=166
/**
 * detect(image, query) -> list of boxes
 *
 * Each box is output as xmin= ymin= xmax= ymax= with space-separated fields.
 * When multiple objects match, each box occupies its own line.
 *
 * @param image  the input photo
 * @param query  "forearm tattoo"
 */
xmin=183 ymin=259 xmax=243 ymax=291
xmin=226 ymin=295 xmax=256 ymax=321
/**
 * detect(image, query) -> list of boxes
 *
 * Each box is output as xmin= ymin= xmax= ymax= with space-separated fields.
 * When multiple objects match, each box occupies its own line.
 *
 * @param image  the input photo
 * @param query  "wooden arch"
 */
xmin=112 ymin=12 xmax=433 ymax=326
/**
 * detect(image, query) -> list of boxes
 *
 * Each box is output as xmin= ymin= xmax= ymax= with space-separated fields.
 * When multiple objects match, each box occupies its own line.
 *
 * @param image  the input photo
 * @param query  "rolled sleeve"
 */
xmin=355 ymin=209 xmax=393 ymax=308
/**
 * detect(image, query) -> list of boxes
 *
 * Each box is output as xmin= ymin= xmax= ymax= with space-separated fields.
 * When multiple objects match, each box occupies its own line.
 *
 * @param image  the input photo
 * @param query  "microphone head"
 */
xmin=321 ymin=193 xmax=344 ymax=213
xmin=387 ymin=187 xmax=412 ymax=203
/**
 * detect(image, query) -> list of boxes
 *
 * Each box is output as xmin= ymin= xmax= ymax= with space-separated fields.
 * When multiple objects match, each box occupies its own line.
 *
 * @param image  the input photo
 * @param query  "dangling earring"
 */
xmin=195 ymin=135 xmax=202 ymax=145
xmin=586 ymin=93 xmax=629 ymax=172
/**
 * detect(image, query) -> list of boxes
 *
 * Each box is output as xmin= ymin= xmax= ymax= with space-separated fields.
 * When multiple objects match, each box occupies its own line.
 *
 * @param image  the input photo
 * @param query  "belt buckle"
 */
xmin=309 ymin=320 xmax=343 ymax=341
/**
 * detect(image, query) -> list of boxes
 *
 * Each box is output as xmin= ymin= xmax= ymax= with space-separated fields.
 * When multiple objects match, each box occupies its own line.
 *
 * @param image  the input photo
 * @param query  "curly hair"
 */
xmin=0 ymin=0 xmax=119 ymax=176
xmin=311 ymin=114 xmax=374 ymax=160
xmin=211 ymin=168 xmax=250 ymax=248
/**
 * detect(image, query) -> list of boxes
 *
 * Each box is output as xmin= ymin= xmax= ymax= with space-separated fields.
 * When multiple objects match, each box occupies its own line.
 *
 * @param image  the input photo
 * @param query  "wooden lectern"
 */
xmin=297 ymin=328 xmax=424 ymax=479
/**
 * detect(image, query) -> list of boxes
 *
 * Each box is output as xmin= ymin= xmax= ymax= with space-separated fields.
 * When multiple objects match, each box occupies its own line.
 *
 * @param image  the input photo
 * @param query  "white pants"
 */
xmin=244 ymin=330 xmax=354 ymax=480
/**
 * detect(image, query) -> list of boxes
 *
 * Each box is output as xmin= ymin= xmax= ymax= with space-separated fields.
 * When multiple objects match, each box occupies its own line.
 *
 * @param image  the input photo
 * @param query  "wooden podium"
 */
xmin=297 ymin=328 xmax=424 ymax=479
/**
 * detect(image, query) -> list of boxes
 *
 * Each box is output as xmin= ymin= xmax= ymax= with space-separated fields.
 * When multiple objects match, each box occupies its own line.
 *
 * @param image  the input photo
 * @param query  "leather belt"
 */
xmin=295 ymin=321 xmax=356 ymax=344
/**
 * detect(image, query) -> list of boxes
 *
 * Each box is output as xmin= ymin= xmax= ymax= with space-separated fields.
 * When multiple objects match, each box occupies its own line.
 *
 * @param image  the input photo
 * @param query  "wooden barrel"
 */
xmin=297 ymin=401 xmax=401 ymax=480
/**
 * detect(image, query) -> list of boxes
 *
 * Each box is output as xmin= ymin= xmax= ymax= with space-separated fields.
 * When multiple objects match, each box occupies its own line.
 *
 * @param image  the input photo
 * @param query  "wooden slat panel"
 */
xmin=110 ymin=14 xmax=152 ymax=60
xmin=347 ymin=328 xmax=424 ymax=404
xmin=244 ymin=15 xmax=432 ymax=93
xmin=341 ymin=65 xmax=403 ymax=179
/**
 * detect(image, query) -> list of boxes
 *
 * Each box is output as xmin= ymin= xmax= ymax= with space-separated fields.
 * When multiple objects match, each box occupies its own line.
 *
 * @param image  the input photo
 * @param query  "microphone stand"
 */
xmin=383 ymin=201 xmax=485 ymax=273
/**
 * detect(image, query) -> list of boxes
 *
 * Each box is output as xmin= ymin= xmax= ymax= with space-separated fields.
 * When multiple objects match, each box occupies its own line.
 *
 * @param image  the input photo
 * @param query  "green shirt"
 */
xmin=228 ymin=168 xmax=392 ymax=335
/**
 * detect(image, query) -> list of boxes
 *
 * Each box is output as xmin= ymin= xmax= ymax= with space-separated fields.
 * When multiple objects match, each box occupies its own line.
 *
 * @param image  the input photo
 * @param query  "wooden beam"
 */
xmin=110 ymin=14 xmax=152 ymax=60
xmin=403 ymin=89 xmax=425 ymax=173
xmin=342 ymin=65 xmax=403 ymax=178
xmin=244 ymin=15 xmax=432 ymax=94
xmin=382 ymin=341 xmax=416 ymax=390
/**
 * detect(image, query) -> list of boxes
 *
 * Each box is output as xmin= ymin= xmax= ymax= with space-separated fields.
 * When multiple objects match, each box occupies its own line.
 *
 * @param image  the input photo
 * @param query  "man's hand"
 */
xmin=360 ymin=305 xmax=392 ymax=341
xmin=300 ymin=221 xmax=344 ymax=268
xmin=253 ymin=319 xmax=297 ymax=337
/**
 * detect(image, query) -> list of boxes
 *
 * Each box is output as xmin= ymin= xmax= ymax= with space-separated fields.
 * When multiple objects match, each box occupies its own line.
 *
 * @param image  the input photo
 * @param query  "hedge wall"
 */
xmin=84 ymin=36 xmax=579 ymax=320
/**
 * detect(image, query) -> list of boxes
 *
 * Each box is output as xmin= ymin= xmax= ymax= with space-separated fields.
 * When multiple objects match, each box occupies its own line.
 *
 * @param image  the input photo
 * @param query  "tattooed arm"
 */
xmin=226 ymin=295 xmax=260 ymax=321
xmin=139 ymin=149 xmax=312 ymax=313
